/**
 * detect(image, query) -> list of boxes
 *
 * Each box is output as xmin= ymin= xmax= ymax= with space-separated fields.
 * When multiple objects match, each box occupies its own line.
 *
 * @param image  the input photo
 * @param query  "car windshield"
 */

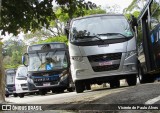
xmin=17 ymin=67 xmax=27 ymax=77
xmin=28 ymin=51 xmax=68 ymax=71
xmin=70 ymin=15 xmax=134 ymax=42
xmin=6 ymin=72 xmax=16 ymax=85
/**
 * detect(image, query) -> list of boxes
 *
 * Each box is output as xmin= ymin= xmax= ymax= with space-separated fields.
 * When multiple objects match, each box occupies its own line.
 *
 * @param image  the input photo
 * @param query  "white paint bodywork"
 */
xmin=69 ymin=36 xmax=138 ymax=82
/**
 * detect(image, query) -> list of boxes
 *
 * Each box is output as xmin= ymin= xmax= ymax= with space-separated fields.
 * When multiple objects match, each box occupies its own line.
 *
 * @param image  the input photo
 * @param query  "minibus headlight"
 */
xmin=126 ymin=51 xmax=137 ymax=58
xmin=71 ymin=56 xmax=83 ymax=62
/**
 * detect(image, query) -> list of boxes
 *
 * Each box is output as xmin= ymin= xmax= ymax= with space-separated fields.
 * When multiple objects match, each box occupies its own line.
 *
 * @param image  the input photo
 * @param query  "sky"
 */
xmin=85 ymin=0 xmax=133 ymax=13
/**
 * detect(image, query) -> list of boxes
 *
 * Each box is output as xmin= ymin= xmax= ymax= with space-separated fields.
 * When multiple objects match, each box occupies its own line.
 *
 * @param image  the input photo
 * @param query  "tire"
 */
xmin=19 ymin=93 xmax=24 ymax=98
xmin=56 ymin=89 xmax=64 ymax=93
xmin=29 ymin=92 xmax=35 ymax=95
xmin=138 ymin=65 xmax=154 ymax=83
xmin=75 ymin=80 xmax=85 ymax=93
xmin=126 ymin=74 xmax=137 ymax=86
xmin=52 ymin=89 xmax=56 ymax=93
xmin=13 ymin=93 xmax=18 ymax=97
xmin=5 ymin=94 xmax=9 ymax=97
xmin=85 ymin=84 xmax=91 ymax=90
xmin=35 ymin=92 xmax=39 ymax=95
xmin=39 ymin=90 xmax=46 ymax=95
xmin=67 ymin=87 xmax=75 ymax=92
xmin=110 ymin=79 xmax=120 ymax=88
xmin=67 ymin=82 xmax=75 ymax=92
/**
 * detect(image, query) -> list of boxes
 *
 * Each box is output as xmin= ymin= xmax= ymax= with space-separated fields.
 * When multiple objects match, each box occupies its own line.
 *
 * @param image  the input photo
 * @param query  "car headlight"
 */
xmin=126 ymin=51 xmax=137 ymax=58
xmin=71 ymin=56 xmax=83 ymax=62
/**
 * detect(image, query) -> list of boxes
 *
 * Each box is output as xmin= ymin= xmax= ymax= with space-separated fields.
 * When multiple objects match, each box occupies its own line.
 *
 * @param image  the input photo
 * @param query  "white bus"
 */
xmin=67 ymin=14 xmax=138 ymax=93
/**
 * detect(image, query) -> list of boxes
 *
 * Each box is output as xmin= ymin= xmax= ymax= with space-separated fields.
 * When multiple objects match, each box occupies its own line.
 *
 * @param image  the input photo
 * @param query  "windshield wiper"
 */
xmin=97 ymin=33 xmax=128 ymax=38
xmin=76 ymin=35 xmax=104 ymax=43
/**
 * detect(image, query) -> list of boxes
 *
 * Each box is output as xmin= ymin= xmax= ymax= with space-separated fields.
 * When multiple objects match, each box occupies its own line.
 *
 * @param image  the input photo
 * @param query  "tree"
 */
xmin=105 ymin=4 xmax=121 ymax=14
xmin=56 ymin=0 xmax=97 ymax=19
xmin=24 ymin=6 xmax=106 ymax=44
xmin=0 ymin=0 xmax=97 ymax=36
xmin=3 ymin=38 xmax=27 ymax=68
xmin=124 ymin=0 xmax=147 ymax=13
xmin=0 ymin=0 xmax=97 ymax=102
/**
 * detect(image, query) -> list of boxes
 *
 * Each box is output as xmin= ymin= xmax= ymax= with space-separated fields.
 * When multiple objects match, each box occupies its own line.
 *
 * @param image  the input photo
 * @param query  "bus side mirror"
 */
xmin=22 ymin=53 xmax=29 ymax=67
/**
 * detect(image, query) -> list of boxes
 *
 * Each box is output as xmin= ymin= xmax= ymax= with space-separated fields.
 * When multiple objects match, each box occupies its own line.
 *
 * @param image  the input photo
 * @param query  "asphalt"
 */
xmin=4 ymin=81 xmax=160 ymax=113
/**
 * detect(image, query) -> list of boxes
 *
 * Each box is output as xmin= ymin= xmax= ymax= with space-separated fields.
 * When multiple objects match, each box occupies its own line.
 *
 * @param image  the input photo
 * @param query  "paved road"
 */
xmin=4 ymin=80 xmax=160 ymax=112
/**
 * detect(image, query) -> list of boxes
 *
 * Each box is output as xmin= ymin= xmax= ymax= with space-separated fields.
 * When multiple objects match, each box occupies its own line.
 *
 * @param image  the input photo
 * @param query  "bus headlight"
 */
xmin=125 ymin=51 xmax=137 ymax=58
xmin=71 ymin=56 xmax=83 ymax=62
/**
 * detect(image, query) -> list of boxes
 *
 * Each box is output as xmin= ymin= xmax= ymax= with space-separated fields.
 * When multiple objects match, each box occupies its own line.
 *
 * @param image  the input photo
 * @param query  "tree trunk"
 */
xmin=0 ymin=41 xmax=5 ymax=103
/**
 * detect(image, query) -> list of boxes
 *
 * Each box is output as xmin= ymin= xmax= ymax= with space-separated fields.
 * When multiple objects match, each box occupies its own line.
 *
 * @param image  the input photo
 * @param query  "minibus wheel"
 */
xmin=19 ymin=93 xmax=24 ymax=98
xmin=56 ymin=89 xmax=64 ymax=93
xmin=39 ymin=89 xmax=46 ymax=95
xmin=75 ymin=80 xmax=85 ymax=93
xmin=126 ymin=74 xmax=137 ymax=86
xmin=13 ymin=93 xmax=18 ymax=97
xmin=110 ymin=79 xmax=120 ymax=88
xmin=85 ymin=84 xmax=91 ymax=90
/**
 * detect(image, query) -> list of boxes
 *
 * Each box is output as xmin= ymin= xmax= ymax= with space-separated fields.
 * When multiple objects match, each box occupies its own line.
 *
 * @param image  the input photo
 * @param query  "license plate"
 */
xmin=43 ymin=83 xmax=50 ymax=86
xmin=99 ymin=61 xmax=112 ymax=66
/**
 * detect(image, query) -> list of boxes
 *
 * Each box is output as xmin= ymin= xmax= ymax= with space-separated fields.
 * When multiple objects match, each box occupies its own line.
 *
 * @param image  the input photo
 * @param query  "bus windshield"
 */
xmin=70 ymin=15 xmax=134 ymax=42
xmin=28 ymin=51 xmax=68 ymax=71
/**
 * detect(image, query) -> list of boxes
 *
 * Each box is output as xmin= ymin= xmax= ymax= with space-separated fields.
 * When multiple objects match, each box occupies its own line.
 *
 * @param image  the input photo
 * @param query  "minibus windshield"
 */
xmin=70 ymin=15 xmax=134 ymax=43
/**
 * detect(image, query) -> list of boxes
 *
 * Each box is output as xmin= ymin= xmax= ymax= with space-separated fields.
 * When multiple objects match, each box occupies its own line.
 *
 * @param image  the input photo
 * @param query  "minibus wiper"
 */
xmin=97 ymin=33 xmax=128 ymax=38
xmin=77 ymin=35 xmax=104 ymax=43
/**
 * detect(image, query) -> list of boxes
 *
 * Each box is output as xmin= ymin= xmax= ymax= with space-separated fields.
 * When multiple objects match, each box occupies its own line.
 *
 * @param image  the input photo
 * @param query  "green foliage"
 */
xmin=57 ymin=0 xmax=97 ymax=19
xmin=132 ymin=11 xmax=140 ymax=18
xmin=24 ymin=6 xmax=106 ymax=44
xmin=1 ymin=0 xmax=55 ymax=36
xmin=3 ymin=39 xmax=26 ymax=69
xmin=83 ymin=7 xmax=106 ymax=16
xmin=124 ymin=11 xmax=140 ymax=20
xmin=37 ymin=35 xmax=68 ymax=44
xmin=1 ymin=0 xmax=97 ymax=36
xmin=125 ymin=0 xmax=138 ymax=12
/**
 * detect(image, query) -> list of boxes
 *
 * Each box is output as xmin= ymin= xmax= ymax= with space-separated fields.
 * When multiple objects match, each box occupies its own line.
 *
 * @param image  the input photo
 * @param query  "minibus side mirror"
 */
xmin=130 ymin=15 xmax=138 ymax=28
xmin=64 ymin=20 xmax=71 ymax=39
xmin=22 ymin=53 xmax=29 ymax=67
xmin=64 ymin=27 xmax=69 ymax=39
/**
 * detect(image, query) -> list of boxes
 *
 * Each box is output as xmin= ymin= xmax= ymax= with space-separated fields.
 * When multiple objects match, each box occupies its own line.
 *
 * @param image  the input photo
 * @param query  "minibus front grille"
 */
xmin=22 ymin=88 xmax=28 ymax=90
xmin=92 ymin=64 xmax=119 ymax=72
xmin=88 ymin=53 xmax=122 ymax=62
xmin=87 ymin=53 xmax=121 ymax=72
